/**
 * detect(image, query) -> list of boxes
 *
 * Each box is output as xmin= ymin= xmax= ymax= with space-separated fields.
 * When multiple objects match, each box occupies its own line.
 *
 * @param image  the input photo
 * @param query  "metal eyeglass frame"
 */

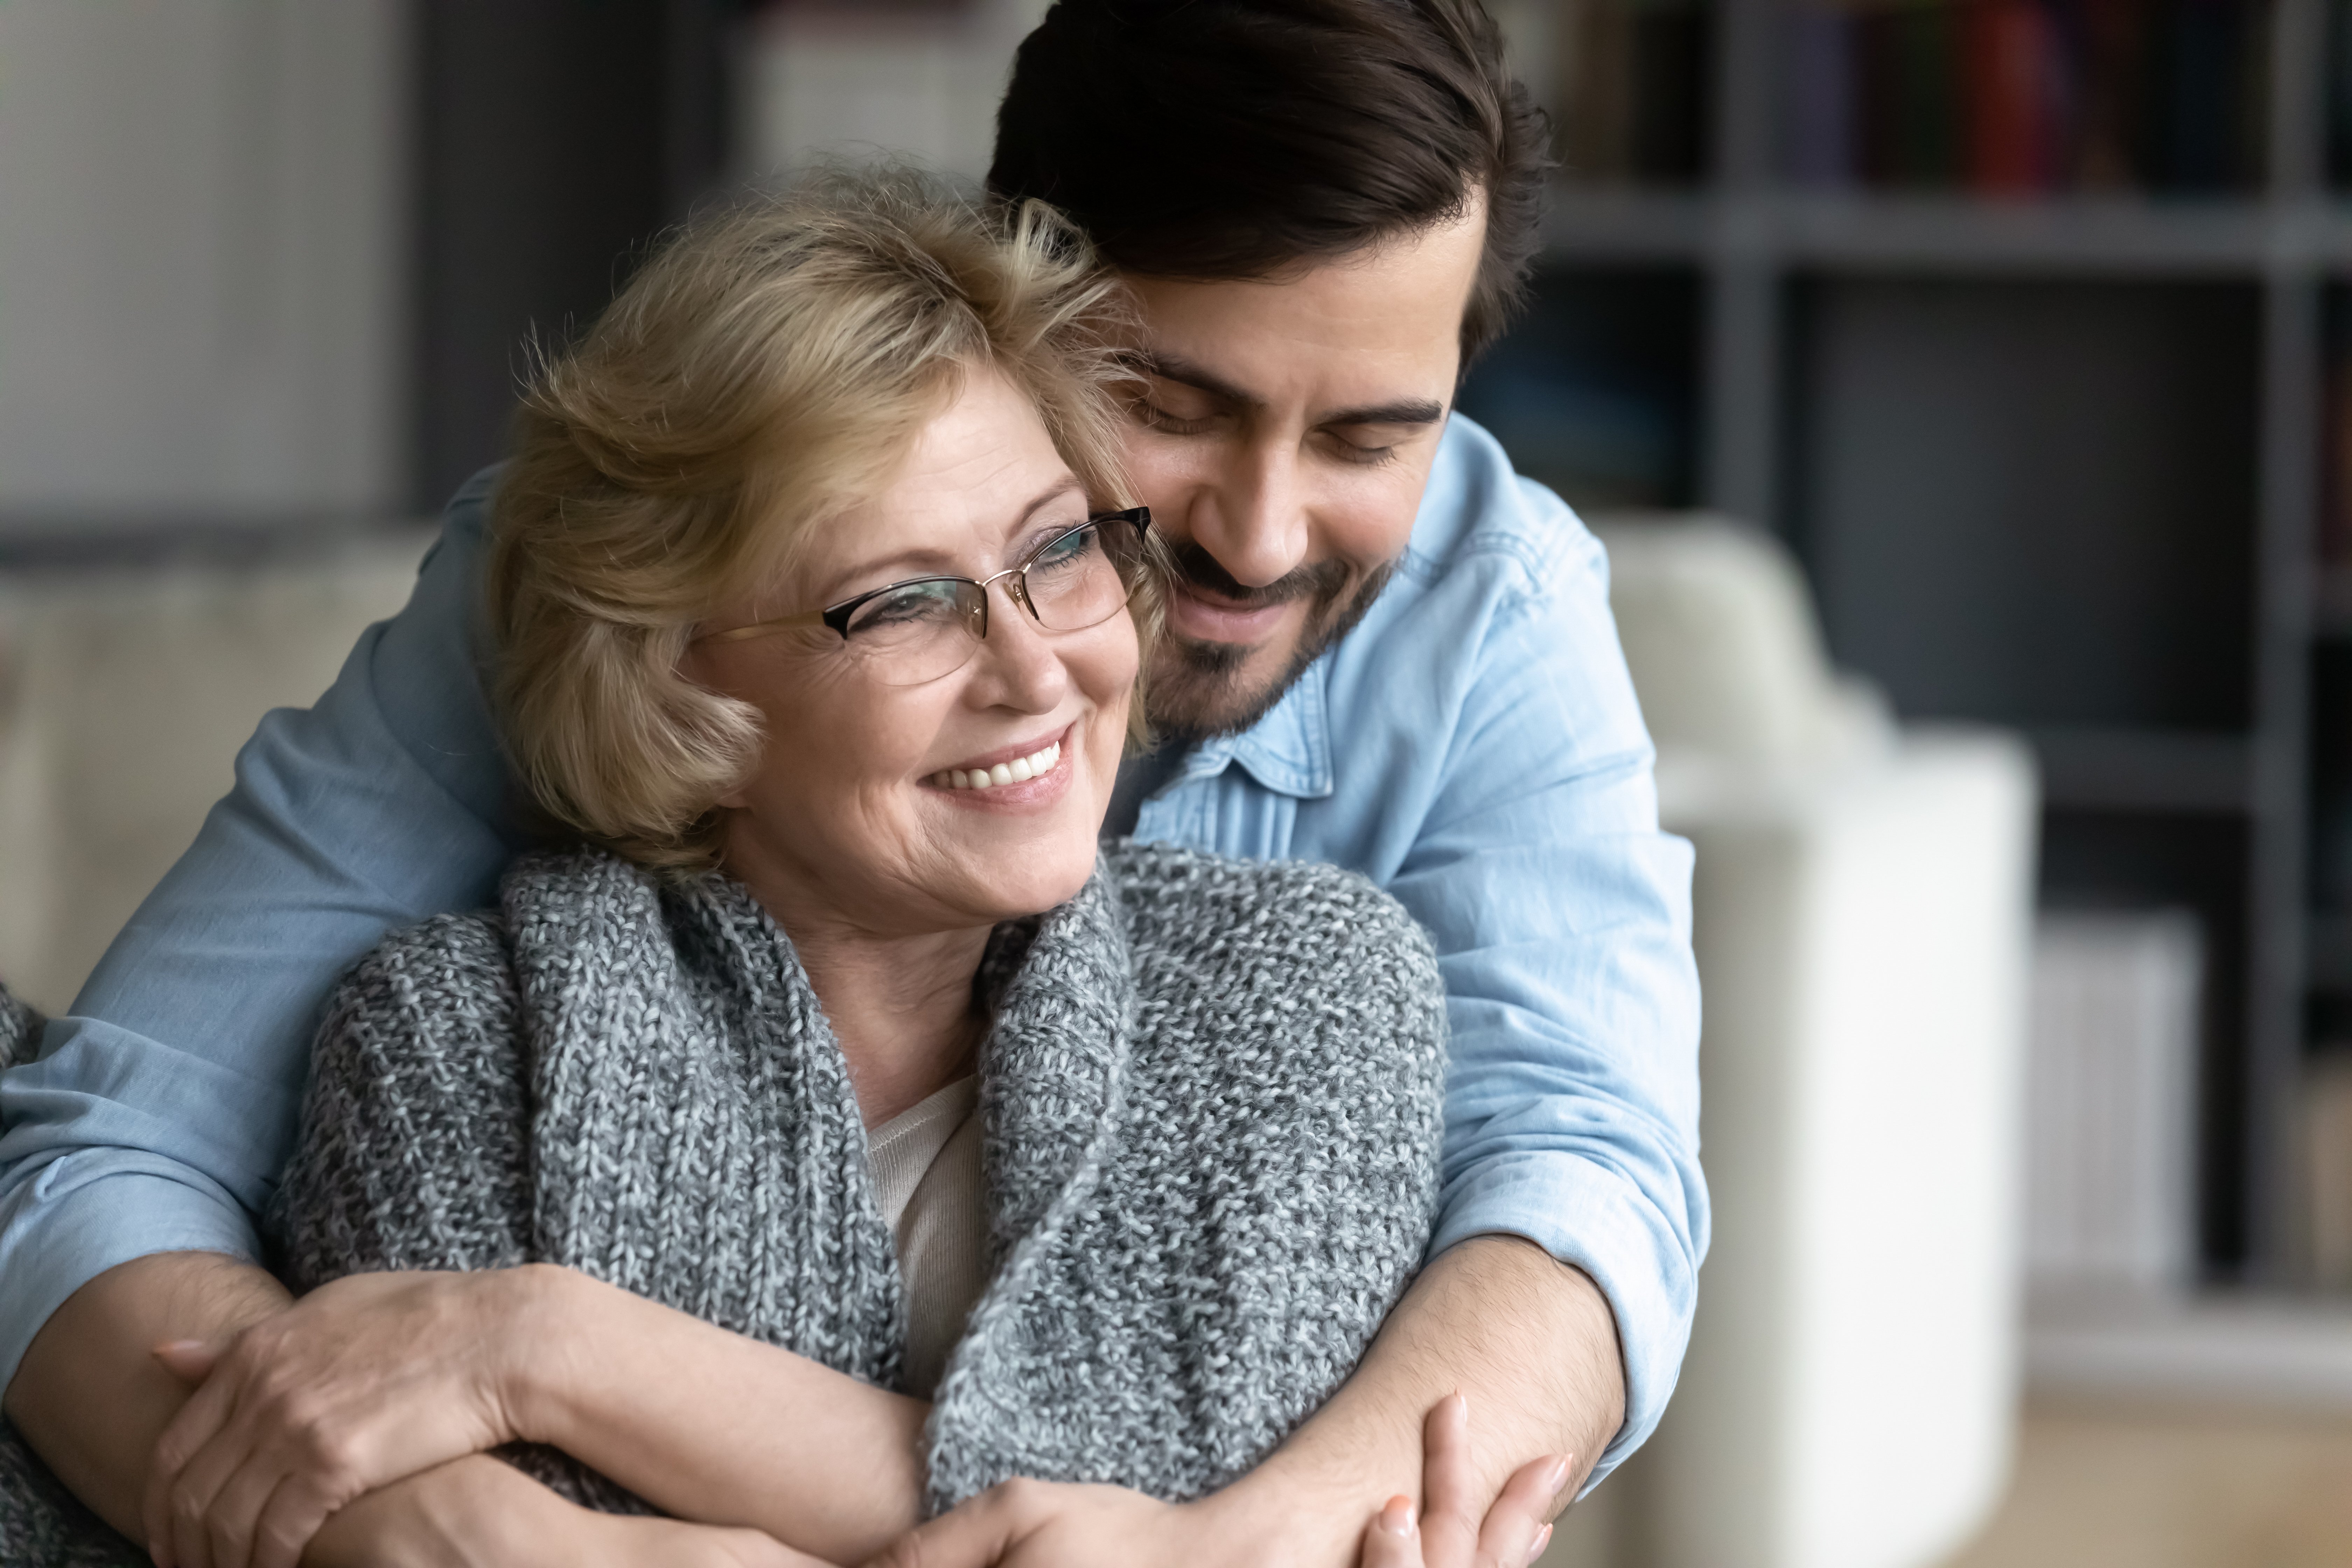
xmin=692 ymin=506 xmax=1152 ymax=649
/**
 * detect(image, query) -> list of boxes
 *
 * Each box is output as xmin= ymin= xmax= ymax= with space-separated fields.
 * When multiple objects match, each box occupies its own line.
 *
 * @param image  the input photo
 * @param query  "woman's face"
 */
xmin=685 ymin=366 xmax=1136 ymax=939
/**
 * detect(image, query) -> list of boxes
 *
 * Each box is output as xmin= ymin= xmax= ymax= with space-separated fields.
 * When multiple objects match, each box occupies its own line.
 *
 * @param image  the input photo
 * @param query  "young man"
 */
xmin=0 ymin=2 xmax=1703 ymax=1563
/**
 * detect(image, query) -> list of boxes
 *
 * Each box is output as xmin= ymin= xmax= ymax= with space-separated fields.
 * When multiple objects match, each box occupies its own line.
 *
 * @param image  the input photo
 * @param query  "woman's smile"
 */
xmin=924 ymin=724 xmax=1071 ymax=801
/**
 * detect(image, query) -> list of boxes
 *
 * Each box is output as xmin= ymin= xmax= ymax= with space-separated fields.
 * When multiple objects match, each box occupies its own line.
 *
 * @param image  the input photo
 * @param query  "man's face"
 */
xmin=1115 ymin=201 xmax=1486 ymax=741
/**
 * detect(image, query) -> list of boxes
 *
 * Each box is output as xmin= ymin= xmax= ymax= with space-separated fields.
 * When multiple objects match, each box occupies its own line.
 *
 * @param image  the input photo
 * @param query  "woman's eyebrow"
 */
xmin=811 ymin=480 xmax=1087 ymax=601
xmin=811 ymin=548 xmax=958 ymax=604
xmin=1014 ymin=476 xmax=1089 ymax=524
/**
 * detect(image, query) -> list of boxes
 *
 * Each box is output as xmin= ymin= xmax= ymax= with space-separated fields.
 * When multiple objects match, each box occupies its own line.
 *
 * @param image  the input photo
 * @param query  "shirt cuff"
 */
xmin=1431 ymin=1151 xmax=1697 ymax=1494
xmin=0 ymin=1154 xmax=261 ymax=1394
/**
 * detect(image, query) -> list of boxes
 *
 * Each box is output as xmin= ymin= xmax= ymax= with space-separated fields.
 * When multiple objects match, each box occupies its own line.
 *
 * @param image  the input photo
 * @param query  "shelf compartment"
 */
xmin=1791 ymin=274 xmax=2260 ymax=733
xmin=2039 ymin=811 xmax=2253 ymax=1267
xmin=2314 ymin=567 xmax=2352 ymax=636
xmin=1543 ymin=187 xmax=2352 ymax=274
xmin=2309 ymin=913 xmax=2352 ymax=992
xmin=2027 ymin=1287 xmax=2352 ymax=1410
xmin=2032 ymin=727 xmax=2260 ymax=814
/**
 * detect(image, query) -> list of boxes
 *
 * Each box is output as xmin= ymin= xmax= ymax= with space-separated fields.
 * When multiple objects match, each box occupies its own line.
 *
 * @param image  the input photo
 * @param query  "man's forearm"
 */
xmin=1226 ymin=1235 xmax=1626 ymax=1567
xmin=5 ymin=1251 xmax=289 ymax=1538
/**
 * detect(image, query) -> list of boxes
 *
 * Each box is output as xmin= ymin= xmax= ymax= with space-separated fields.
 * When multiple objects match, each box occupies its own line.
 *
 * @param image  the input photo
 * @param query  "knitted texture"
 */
xmin=0 ymin=840 xmax=1444 ymax=1551
xmin=0 ymin=983 xmax=38 ymax=1070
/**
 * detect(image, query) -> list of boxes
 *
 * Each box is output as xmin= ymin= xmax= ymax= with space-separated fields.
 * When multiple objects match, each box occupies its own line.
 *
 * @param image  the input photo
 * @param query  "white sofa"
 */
xmin=0 ymin=533 xmax=430 ymax=1015
xmin=1589 ymin=517 xmax=2037 ymax=1568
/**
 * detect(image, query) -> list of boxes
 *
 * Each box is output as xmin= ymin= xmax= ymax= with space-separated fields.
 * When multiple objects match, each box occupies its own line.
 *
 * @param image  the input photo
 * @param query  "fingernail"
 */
xmin=1526 ymin=1521 xmax=1553 ymax=1563
xmin=1378 ymin=1495 xmax=1416 ymax=1536
xmin=1544 ymin=1455 xmax=1573 ymax=1496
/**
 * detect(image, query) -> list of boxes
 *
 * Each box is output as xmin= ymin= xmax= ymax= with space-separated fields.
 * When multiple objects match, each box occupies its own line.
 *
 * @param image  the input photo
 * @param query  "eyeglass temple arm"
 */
xmin=693 ymin=607 xmax=831 ymax=646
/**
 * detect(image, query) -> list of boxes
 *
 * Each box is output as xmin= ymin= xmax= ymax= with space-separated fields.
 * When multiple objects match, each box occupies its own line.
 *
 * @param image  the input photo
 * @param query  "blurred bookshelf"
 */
xmin=1474 ymin=0 xmax=2349 ymax=1297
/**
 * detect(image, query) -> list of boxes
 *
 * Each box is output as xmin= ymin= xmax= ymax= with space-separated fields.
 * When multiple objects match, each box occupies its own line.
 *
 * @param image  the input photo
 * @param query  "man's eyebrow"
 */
xmin=1323 ymin=397 xmax=1448 ymax=428
xmin=1125 ymin=350 xmax=1264 ymax=412
xmin=1127 ymin=350 xmax=1446 ymax=429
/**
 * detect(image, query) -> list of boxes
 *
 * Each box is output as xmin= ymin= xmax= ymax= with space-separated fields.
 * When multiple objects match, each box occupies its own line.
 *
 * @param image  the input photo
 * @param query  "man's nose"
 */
xmin=1186 ymin=439 xmax=1310 ymax=590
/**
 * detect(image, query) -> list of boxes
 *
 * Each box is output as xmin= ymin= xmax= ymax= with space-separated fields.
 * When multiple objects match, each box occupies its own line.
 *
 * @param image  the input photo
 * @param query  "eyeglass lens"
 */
xmin=839 ymin=518 xmax=1142 ymax=686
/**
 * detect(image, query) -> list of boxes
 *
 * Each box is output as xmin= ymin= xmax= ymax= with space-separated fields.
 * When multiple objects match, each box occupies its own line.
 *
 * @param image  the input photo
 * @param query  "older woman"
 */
xmin=0 ymin=174 xmax=1455 ymax=1567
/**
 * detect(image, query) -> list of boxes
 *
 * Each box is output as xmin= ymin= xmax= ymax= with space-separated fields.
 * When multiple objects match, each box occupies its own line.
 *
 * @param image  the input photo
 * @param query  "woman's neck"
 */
xmin=774 ymin=918 xmax=992 ymax=1128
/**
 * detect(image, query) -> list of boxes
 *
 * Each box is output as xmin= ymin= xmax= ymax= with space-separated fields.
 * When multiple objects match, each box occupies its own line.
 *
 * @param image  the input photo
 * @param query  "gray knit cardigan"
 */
xmin=0 ymin=839 xmax=1444 ymax=1560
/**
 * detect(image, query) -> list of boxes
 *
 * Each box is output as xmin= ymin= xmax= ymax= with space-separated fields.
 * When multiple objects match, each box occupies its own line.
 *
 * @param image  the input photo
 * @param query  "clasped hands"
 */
xmin=142 ymin=1266 xmax=1570 ymax=1568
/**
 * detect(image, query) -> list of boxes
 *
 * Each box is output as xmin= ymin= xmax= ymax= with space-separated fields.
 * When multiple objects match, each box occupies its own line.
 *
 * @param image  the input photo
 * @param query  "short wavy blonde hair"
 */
xmin=486 ymin=168 xmax=1149 ymax=872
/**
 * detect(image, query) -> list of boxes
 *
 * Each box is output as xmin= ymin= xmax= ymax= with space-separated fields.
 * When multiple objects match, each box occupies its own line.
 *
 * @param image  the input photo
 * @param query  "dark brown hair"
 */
xmin=988 ymin=0 xmax=1551 ymax=362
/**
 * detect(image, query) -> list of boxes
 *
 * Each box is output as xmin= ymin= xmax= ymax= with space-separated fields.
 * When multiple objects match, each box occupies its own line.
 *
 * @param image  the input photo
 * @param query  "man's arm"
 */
xmin=0 ymin=473 xmax=523 ymax=1530
xmin=1364 ymin=465 xmax=1706 ymax=1491
xmin=1239 ymin=1236 xmax=1622 ymax=1534
xmin=5 ymin=1253 xmax=283 ymax=1539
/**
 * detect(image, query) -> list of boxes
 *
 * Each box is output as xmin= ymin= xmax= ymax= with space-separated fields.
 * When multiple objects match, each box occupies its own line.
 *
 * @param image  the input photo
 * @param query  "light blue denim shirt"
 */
xmin=0 ymin=414 xmax=1703 ymax=1485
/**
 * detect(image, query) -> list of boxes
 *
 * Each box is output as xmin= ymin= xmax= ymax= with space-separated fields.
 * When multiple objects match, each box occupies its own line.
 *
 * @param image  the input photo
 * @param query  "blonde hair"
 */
xmin=486 ymin=168 xmax=1152 ymax=871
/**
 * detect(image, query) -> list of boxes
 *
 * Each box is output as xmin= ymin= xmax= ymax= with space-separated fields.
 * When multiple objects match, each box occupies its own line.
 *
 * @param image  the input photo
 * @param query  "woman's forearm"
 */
xmin=510 ymin=1265 xmax=929 ymax=1563
xmin=305 ymin=1452 xmax=826 ymax=1568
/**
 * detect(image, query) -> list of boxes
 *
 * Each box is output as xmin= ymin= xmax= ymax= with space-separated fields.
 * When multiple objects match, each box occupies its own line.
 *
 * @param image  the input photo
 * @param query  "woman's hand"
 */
xmin=1358 ymin=1394 xmax=1570 ymax=1568
xmin=142 ymin=1265 xmax=560 ymax=1568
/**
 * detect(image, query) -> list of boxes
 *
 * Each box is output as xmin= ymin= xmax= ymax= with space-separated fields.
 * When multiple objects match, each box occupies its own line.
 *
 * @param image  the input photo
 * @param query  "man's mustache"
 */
xmin=1162 ymin=539 xmax=1352 ymax=611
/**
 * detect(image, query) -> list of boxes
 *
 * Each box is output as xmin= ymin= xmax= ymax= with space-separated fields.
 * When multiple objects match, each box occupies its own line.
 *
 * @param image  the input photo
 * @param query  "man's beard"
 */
xmin=1147 ymin=539 xmax=1397 ymax=744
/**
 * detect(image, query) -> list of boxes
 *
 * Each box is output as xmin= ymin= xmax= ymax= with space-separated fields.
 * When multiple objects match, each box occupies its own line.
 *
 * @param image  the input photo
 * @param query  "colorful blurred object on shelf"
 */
xmin=1776 ymin=0 xmax=2272 ymax=195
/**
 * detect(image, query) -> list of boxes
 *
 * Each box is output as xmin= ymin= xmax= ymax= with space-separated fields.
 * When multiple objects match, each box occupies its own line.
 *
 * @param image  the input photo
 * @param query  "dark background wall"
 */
xmin=411 ymin=0 xmax=735 ymax=509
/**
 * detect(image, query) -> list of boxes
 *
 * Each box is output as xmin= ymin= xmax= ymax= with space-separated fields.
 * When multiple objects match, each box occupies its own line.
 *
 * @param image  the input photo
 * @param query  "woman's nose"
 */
xmin=969 ymin=584 xmax=1070 ymax=710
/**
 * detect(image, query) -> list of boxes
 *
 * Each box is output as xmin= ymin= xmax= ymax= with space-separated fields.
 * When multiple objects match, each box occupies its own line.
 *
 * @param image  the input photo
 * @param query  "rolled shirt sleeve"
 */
xmin=1405 ymin=551 xmax=1703 ymax=1485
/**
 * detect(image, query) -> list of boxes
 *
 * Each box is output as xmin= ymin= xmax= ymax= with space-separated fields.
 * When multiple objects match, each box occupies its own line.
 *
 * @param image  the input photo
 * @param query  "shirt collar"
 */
xmin=1181 ymin=653 xmax=1335 ymax=800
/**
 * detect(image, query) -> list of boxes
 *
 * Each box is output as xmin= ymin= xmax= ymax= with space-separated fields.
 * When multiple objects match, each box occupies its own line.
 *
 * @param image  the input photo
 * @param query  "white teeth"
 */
xmin=931 ymin=740 xmax=1060 ymax=791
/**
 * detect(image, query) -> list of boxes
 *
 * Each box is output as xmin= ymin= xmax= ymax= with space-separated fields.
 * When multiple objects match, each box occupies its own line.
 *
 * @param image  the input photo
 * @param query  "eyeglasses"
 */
xmin=694 ymin=507 xmax=1152 ymax=687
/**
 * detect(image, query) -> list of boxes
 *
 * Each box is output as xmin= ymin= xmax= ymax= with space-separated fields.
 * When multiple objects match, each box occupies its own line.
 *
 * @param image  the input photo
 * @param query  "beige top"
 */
xmin=865 ymin=1075 xmax=989 ymax=1397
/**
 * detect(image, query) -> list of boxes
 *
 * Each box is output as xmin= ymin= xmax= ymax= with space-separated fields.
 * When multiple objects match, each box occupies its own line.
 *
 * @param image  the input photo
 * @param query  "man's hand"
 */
xmin=1357 ymin=1395 xmax=1568 ymax=1568
xmin=142 ymin=1266 xmax=552 ymax=1568
xmin=862 ymin=1393 xmax=1574 ymax=1568
xmin=860 ymin=1478 xmax=1219 ymax=1568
